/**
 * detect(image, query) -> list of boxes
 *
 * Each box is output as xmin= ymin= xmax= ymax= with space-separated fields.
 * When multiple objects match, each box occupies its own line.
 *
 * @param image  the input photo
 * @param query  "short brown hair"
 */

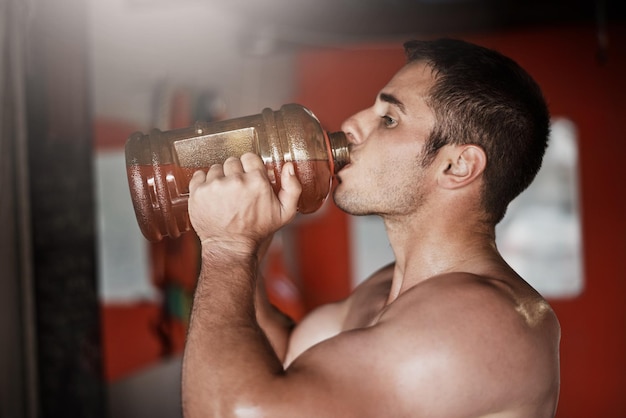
xmin=405 ymin=38 xmax=550 ymax=224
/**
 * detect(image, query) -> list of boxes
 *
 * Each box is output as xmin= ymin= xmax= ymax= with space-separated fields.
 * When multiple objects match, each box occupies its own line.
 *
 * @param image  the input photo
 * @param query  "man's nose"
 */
xmin=341 ymin=111 xmax=366 ymax=145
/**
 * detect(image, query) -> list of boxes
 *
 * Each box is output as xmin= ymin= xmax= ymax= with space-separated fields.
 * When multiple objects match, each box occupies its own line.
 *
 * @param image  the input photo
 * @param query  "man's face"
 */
xmin=333 ymin=62 xmax=438 ymax=218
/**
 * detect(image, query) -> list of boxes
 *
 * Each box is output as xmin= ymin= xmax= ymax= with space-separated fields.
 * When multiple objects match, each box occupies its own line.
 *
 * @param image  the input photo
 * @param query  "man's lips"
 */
xmin=334 ymin=161 xmax=352 ymax=184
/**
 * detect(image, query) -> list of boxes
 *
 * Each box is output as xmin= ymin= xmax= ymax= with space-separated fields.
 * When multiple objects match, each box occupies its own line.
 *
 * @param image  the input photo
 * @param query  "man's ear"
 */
xmin=438 ymin=144 xmax=486 ymax=189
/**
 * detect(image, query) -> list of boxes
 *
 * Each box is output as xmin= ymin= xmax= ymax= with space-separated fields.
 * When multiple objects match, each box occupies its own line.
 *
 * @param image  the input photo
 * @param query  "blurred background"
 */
xmin=1 ymin=0 xmax=625 ymax=417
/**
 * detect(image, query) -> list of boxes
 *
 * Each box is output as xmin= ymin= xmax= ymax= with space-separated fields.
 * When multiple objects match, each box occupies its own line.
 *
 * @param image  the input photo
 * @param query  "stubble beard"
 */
xmin=332 ymin=159 xmax=431 ymax=219
xmin=332 ymin=186 xmax=372 ymax=217
xmin=333 ymin=145 xmax=433 ymax=217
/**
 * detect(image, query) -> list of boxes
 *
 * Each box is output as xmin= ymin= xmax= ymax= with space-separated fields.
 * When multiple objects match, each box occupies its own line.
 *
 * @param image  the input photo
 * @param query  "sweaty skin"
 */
xmin=182 ymin=61 xmax=560 ymax=418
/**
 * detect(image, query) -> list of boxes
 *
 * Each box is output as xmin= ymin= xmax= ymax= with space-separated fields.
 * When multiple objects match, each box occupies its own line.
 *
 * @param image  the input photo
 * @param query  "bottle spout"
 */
xmin=328 ymin=131 xmax=350 ymax=174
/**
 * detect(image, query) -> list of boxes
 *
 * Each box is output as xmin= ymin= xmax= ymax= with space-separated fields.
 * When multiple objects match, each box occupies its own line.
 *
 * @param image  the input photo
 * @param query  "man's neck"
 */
xmin=382 ymin=210 xmax=498 ymax=304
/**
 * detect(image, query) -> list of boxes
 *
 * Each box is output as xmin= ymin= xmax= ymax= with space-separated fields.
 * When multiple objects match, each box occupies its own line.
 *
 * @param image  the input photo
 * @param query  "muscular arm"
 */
xmin=182 ymin=241 xmax=387 ymax=417
xmin=182 ymin=153 xmax=303 ymax=416
xmin=181 ymin=154 xmax=376 ymax=416
xmin=182 ymin=245 xmax=285 ymax=416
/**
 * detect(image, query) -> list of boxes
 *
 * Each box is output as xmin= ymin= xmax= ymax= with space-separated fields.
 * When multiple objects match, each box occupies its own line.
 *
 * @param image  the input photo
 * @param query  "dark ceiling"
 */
xmin=223 ymin=0 xmax=625 ymax=46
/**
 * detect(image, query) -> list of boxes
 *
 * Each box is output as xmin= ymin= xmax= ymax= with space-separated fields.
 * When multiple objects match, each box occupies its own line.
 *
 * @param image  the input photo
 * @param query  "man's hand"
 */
xmin=188 ymin=153 xmax=302 ymax=253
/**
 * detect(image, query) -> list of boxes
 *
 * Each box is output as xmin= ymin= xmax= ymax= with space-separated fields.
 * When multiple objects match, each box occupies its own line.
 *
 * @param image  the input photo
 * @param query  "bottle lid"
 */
xmin=328 ymin=131 xmax=350 ymax=174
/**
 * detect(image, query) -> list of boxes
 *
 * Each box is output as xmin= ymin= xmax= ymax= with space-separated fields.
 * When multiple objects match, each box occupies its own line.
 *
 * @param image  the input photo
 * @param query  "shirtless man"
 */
xmin=182 ymin=38 xmax=561 ymax=417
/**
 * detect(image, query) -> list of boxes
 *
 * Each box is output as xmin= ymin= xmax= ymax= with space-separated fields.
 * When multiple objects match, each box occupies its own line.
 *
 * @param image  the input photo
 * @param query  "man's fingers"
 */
xmin=190 ymin=154 xmax=301 ymax=222
xmin=189 ymin=170 xmax=207 ymax=195
xmin=223 ymin=156 xmax=244 ymax=176
xmin=278 ymin=162 xmax=302 ymax=219
xmin=240 ymin=153 xmax=266 ymax=173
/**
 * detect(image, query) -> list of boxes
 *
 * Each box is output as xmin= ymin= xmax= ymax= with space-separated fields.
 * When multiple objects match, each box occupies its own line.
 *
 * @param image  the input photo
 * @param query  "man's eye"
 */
xmin=381 ymin=115 xmax=398 ymax=128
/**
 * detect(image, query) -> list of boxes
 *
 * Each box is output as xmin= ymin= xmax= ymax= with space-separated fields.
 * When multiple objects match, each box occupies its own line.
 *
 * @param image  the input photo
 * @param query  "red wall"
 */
xmin=294 ymin=23 xmax=626 ymax=417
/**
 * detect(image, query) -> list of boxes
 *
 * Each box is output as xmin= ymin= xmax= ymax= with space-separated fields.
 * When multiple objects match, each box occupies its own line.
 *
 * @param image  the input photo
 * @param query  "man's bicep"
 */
xmin=279 ymin=317 xmax=480 ymax=418
xmin=277 ymin=325 xmax=427 ymax=418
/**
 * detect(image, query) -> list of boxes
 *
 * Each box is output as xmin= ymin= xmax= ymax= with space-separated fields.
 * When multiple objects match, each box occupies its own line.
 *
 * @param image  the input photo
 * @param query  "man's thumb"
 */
xmin=278 ymin=162 xmax=302 ymax=219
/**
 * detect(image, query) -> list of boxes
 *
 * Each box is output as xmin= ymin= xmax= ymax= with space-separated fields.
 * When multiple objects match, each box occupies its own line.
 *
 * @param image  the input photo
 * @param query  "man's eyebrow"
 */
xmin=379 ymin=93 xmax=406 ymax=114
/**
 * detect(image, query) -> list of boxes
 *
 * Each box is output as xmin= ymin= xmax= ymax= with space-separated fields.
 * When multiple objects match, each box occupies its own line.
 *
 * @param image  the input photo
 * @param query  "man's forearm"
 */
xmin=182 ymin=246 xmax=285 ymax=417
xmin=183 ymin=155 xmax=302 ymax=416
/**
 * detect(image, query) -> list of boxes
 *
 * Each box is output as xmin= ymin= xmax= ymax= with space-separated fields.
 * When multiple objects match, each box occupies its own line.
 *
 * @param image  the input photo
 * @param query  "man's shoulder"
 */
xmin=374 ymin=272 xmax=560 ymax=410
xmin=355 ymin=272 xmax=557 ymax=415
xmin=383 ymin=271 xmax=559 ymax=341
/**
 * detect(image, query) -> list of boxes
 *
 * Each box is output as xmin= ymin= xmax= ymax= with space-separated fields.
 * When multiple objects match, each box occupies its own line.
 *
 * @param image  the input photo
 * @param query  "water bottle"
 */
xmin=125 ymin=103 xmax=349 ymax=241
